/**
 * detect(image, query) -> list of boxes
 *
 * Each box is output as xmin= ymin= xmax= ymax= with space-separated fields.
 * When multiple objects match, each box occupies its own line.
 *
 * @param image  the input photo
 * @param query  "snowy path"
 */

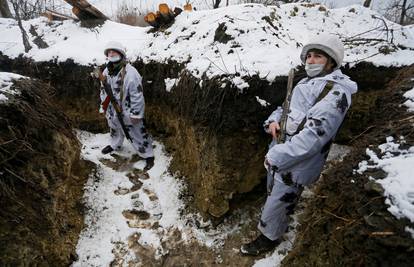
xmin=72 ymin=131 xmax=348 ymax=266
xmin=72 ymin=131 xmax=187 ymax=266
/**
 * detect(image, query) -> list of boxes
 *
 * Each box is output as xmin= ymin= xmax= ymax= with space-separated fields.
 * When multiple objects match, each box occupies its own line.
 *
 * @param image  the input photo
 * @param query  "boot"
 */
xmin=101 ymin=145 xmax=114 ymax=154
xmin=240 ymin=234 xmax=280 ymax=256
xmin=143 ymin=157 xmax=154 ymax=171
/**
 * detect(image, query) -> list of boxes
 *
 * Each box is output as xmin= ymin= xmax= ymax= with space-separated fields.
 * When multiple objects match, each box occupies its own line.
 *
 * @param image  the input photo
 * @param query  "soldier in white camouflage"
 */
xmin=241 ymin=34 xmax=358 ymax=256
xmin=100 ymin=41 xmax=154 ymax=171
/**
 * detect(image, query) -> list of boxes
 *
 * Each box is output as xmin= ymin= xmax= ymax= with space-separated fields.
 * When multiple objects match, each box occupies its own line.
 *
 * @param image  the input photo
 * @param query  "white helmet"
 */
xmin=104 ymin=41 xmax=127 ymax=59
xmin=300 ymin=33 xmax=344 ymax=69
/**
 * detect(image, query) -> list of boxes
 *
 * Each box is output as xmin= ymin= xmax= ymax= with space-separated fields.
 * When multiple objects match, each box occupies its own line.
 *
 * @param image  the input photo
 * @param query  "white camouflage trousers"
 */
xmin=258 ymin=141 xmax=303 ymax=241
xmin=107 ymin=114 xmax=154 ymax=159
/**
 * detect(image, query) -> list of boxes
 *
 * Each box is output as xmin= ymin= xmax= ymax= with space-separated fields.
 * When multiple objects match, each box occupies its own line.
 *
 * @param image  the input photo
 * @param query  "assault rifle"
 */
xmin=92 ymin=67 xmax=133 ymax=143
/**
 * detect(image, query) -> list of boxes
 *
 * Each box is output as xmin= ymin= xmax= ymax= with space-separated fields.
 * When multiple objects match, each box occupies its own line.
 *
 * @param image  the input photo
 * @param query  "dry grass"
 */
xmin=115 ymin=2 xmax=149 ymax=27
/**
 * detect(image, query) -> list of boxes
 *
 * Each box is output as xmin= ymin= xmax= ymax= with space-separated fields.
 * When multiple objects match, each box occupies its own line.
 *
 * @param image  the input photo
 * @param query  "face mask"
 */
xmin=305 ymin=63 xmax=325 ymax=77
xmin=108 ymin=55 xmax=121 ymax=62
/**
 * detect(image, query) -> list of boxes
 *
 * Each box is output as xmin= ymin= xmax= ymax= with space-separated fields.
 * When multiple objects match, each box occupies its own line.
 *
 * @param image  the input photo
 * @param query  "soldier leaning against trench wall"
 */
xmin=240 ymin=33 xmax=358 ymax=256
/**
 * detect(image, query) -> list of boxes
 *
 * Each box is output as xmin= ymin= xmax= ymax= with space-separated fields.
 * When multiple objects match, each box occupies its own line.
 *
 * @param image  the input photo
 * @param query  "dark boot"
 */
xmin=101 ymin=145 xmax=114 ymax=154
xmin=240 ymin=234 xmax=280 ymax=256
xmin=143 ymin=157 xmax=154 ymax=171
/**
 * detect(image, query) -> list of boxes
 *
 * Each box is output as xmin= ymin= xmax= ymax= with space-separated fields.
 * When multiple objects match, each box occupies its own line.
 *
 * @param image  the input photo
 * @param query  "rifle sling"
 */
xmin=294 ymin=80 xmax=335 ymax=135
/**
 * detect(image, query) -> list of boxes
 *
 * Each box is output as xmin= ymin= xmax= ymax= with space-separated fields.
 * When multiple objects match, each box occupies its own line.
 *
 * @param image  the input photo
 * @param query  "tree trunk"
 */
xmin=213 ymin=0 xmax=221 ymax=9
xmin=363 ymin=0 xmax=372 ymax=8
xmin=0 ymin=0 xmax=12 ymax=18
xmin=400 ymin=0 xmax=408 ymax=25
xmin=11 ymin=1 xmax=32 ymax=52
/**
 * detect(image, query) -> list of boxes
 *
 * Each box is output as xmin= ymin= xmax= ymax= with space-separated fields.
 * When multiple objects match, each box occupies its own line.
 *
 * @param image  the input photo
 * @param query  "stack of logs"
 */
xmin=42 ymin=0 xmax=107 ymax=23
xmin=42 ymin=0 xmax=193 ymax=29
xmin=145 ymin=3 xmax=192 ymax=28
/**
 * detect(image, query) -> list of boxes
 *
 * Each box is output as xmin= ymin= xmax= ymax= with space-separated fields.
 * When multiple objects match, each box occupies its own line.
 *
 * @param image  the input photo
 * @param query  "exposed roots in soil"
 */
xmin=0 ymin=78 xmax=92 ymax=266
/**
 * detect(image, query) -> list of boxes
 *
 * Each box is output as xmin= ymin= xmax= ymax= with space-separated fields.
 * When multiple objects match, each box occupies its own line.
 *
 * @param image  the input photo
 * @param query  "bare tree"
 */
xmin=0 ymin=0 xmax=12 ymax=18
xmin=213 ymin=0 xmax=221 ymax=8
xmin=399 ymin=0 xmax=414 ymax=24
xmin=384 ymin=0 xmax=414 ymax=25
xmin=363 ymin=0 xmax=372 ymax=8
xmin=10 ymin=0 xmax=32 ymax=52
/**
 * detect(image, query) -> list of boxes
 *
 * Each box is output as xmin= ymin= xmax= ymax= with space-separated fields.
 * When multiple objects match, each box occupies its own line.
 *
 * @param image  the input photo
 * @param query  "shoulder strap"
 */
xmin=119 ymin=66 xmax=127 ymax=105
xmin=315 ymin=80 xmax=334 ymax=105
xmin=295 ymin=80 xmax=335 ymax=134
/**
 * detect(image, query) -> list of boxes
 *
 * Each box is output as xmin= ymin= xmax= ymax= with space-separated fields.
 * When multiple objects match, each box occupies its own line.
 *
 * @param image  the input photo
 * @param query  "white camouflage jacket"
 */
xmin=264 ymin=69 xmax=358 ymax=186
xmin=100 ymin=63 xmax=145 ymax=124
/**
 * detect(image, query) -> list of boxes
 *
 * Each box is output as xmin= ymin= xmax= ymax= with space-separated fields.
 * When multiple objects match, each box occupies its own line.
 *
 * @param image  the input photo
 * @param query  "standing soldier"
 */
xmin=100 ymin=41 xmax=155 ymax=171
xmin=240 ymin=34 xmax=358 ymax=255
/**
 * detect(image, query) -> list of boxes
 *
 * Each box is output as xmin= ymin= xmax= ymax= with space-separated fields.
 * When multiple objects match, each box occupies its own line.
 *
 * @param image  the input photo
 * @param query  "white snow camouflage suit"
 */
xmin=259 ymin=69 xmax=358 ymax=240
xmin=100 ymin=63 xmax=154 ymax=158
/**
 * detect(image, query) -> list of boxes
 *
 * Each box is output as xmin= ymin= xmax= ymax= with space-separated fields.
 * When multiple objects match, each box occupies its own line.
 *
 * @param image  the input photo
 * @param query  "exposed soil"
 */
xmin=0 ymin=78 xmax=94 ymax=265
xmin=282 ymin=65 xmax=414 ymax=267
xmin=1 ymin=52 xmax=412 ymax=266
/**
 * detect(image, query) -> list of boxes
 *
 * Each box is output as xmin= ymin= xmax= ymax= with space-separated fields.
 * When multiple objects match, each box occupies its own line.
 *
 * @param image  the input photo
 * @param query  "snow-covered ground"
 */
xmin=356 ymin=84 xmax=414 ymax=239
xmin=72 ymin=130 xmax=293 ymax=266
xmin=356 ymin=136 xmax=414 ymax=237
xmin=1 ymin=3 xmax=414 ymax=90
xmin=14 ymin=0 xmax=392 ymax=18
xmin=73 ymin=129 xmax=350 ymax=266
xmin=0 ymin=72 xmax=25 ymax=103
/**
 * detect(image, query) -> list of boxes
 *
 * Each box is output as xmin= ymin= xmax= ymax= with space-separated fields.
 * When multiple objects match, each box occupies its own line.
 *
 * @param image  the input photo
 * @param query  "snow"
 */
xmin=73 ymin=131 xmax=186 ymax=265
xmin=356 ymin=137 xmax=414 ymax=230
xmin=406 ymin=226 xmax=414 ymax=239
xmin=73 ymin=129 xmax=343 ymax=265
xmin=74 ymin=130 xmax=297 ymax=265
xmin=256 ymin=96 xmax=270 ymax=107
xmin=252 ymin=220 xmax=297 ymax=267
xmin=164 ymin=77 xmax=178 ymax=92
xmin=0 ymin=72 xmax=25 ymax=103
xmin=39 ymin=0 xmax=246 ymax=18
xmin=1 ymin=3 xmax=414 ymax=88
xmin=21 ymin=0 xmax=393 ymax=18
xmin=326 ymin=143 xmax=351 ymax=162
xmin=403 ymin=87 xmax=414 ymax=111
xmin=310 ymin=0 xmax=389 ymax=10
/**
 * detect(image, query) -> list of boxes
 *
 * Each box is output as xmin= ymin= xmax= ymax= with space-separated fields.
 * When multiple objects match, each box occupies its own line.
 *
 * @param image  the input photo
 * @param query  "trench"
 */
xmin=0 ymin=52 xmax=406 ymax=265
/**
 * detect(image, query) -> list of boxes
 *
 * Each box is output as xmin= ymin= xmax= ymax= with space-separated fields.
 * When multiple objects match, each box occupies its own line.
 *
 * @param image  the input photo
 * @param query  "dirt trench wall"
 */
xmin=0 ymin=53 xmax=106 ymax=133
xmin=0 ymin=53 xmax=402 ymax=218
xmin=0 ymin=78 xmax=90 ymax=265
xmin=143 ymin=73 xmax=282 ymax=217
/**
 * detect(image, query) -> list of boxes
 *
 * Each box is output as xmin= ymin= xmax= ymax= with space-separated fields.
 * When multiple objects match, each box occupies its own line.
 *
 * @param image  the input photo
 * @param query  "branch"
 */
xmin=10 ymin=0 xmax=32 ymax=53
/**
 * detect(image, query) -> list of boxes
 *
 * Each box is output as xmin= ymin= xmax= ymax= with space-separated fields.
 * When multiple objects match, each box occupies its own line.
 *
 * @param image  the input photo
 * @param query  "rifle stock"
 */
xmin=277 ymin=68 xmax=295 ymax=144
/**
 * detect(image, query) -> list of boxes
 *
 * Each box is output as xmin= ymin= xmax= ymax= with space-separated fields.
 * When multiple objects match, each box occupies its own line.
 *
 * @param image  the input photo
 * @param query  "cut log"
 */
xmin=184 ymin=4 xmax=192 ymax=11
xmin=42 ymin=9 xmax=78 ymax=22
xmin=63 ymin=0 xmax=108 ymax=21
xmin=155 ymin=11 xmax=165 ymax=25
xmin=159 ymin=3 xmax=174 ymax=22
xmin=144 ymin=12 xmax=159 ymax=28
xmin=173 ymin=7 xmax=183 ymax=17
